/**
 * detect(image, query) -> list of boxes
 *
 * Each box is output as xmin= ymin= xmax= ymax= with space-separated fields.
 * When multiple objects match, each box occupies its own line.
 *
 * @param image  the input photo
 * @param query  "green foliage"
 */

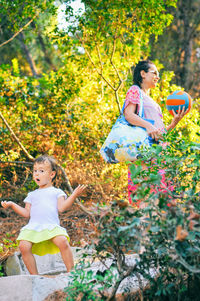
xmin=0 ymin=265 xmax=4 ymax=277
xmin=1 ymin=57 xmax=199 ymax=163
xmin=0 ymin=0 xmax=57 ymax=31
xmin=1 ymin=0 xmax=198 ymax=166
xmin=60 ymin=0 xmax=178 ymax=113
xmin=66 ymin=135 xmax=200 ymax=300
xmin=65 ymin=262 xmax=103 ymax=300
xmin=0 ymin=63 xmax=80 ymax=160
xmin=0 ymin=2 xmax=200 ymax=297
xmin=0 ymin=0 xmax=64 ymax=75
xmin=0 ymin=232 xmax=18 ymax=262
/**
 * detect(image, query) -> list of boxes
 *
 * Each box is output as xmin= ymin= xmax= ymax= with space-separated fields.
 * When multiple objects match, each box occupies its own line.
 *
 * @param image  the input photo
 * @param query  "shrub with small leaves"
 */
xmin=65 ymin=133 xmax=200 ymax=300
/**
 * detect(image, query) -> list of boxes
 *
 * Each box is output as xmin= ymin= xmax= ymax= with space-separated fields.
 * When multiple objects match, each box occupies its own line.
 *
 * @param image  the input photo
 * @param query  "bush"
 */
xmin=65 ymin=134 xmax=200 ymax=301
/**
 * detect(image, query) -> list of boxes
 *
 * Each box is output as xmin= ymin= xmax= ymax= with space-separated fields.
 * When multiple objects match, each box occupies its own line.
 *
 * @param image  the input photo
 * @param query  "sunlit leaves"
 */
xmin=61 ymin=0 xmax=178 ymax=114
xmin=0 ymin=0 xmax=57 ymax=31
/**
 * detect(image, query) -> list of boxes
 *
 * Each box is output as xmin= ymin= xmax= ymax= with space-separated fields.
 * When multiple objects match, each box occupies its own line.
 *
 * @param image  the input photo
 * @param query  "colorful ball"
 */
xmin=166 ymin=90 xmax=192 ymax=116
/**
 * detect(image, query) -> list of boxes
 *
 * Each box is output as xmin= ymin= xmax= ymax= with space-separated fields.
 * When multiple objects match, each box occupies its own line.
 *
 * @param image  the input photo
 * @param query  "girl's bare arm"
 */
xmin=1 ymin=201 xmax=31 ymax=218
xmin=57 ymin=185 xmax=86 ymax=213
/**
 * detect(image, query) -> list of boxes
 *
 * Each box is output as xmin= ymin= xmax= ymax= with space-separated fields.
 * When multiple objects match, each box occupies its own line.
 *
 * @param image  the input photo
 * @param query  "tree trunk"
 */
xmin=31 ymin=21 xmax=57 ymax=71
xmin=0 ymin=111 xmax=34 ymax=161
xmin=181 ymin=39 xmax=192 ymax=90
xmin=18 ymin=31 xmax=38 ymax=77
xmin=179 ymin=0 xmax=193 ymax=90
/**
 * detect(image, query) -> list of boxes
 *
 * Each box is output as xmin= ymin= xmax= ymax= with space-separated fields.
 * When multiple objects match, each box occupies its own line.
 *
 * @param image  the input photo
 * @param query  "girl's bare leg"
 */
xmin=19 ymin=240 xmax=38 ymax=275
xmin=51 ymin=236 xmax=74 ymax=272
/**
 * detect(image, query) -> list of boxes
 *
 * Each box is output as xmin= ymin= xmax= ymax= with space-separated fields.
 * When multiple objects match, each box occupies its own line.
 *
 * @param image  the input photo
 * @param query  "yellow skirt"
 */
xmin=17 ymin=226 xmax=70 ymax=256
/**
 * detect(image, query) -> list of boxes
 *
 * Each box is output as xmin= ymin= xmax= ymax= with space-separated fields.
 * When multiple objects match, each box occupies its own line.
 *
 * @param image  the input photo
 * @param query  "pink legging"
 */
xmin=128 ymin=165 xmax=174 ymax=207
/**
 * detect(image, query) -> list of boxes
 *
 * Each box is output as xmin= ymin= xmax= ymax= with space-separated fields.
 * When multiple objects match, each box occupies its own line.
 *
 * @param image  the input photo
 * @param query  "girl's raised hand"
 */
xmin=72 ymin=185 xmax=87 ymax=197
xmin=1 ymin=201 xmax=13 ymax=209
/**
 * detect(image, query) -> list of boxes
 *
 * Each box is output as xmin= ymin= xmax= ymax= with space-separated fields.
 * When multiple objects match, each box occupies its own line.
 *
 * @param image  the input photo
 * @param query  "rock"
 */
xmin=0 ymin=274 xmax=69 ymax=301
xmin=1 ymin=249 xmax=157 ymax=301
xmin=5 ymin=247 xmax=84 ymax=276
xmin=5 ymin=252 xmax=24 ymax=276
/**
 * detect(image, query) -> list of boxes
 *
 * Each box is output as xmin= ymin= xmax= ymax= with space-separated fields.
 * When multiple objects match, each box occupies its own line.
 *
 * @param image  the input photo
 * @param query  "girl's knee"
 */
xmin=19 ymin=241 xmax=32 ymax=254
xmin=53 ymin=236 xmax=70 ymax=250
xmin=60 ymin=238 xmax=70 ymax=251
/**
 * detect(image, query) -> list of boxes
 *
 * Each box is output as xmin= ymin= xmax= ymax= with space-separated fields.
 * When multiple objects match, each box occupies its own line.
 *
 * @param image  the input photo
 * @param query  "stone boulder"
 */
xmin=5 ymin=247 xmax=83 ymax=276
xmin=0 ymin=274 xmax=69 ymax=301
xmin=1 ymin=249 xmax=157 ymax=301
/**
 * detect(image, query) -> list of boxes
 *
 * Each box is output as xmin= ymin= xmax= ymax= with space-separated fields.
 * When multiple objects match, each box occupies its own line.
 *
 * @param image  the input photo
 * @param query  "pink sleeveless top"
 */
xmin=124 ymin=85 xmax=165 ymax=131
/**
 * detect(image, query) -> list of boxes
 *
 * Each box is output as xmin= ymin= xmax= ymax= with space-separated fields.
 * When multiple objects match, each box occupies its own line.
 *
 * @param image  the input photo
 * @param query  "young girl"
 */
xmin=1 ymin=155 xmax=86 ymax=275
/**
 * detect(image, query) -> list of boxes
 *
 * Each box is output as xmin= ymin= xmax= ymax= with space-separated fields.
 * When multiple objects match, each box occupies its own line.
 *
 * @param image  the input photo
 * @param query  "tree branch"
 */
xmin=110 ymin=38 xmax=122 ymax=85
xmin=0 ymin=16 xmax=37 ymax=48
xmin=0 ymin=111 xmax=34 ymax=161
xmin=0 ymin=161 xmax=33 ymax=165
xmin=177 ymin=256 xmax=200 ymax=274
xmin=83 ymin=43 xmax=115 ymax=91
xmin=79 ymin=37 xmax=122 ymax=113
xmin=96 ymin=44 xmax=103 ymax=73
xmin=106 ymin=263 xmax=137 ymax=301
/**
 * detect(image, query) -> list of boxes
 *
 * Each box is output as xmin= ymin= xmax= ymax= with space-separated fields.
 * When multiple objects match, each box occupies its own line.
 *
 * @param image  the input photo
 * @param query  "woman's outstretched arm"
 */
xmin=166 ymin=107 xmax=189 ymax=131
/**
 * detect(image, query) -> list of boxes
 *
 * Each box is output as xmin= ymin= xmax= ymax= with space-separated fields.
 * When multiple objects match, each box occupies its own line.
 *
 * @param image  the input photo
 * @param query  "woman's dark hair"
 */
xmin=34 ymin=155 xmax=58 ymax=180
xmin=133 ymin=60 xmax=154 ymax=87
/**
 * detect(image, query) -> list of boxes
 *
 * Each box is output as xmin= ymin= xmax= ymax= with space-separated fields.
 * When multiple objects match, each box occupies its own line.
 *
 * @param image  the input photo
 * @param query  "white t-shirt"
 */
xmin=22 ymin=186 xmax=67 ymax=232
